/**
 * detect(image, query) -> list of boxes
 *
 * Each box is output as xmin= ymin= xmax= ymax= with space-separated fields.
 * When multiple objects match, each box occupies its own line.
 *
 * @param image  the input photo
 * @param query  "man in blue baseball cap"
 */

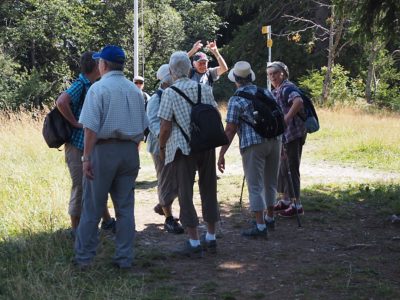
xmin=92 ymin=45 xmax=126 ymax=64
xmin=74 ymin=45 xmax=148 ymax=270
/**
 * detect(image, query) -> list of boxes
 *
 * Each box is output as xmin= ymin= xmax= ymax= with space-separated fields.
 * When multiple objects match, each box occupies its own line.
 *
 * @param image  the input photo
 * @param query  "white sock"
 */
xmin=257 ymin=223 xmax=266 ymax=231
xmin=205 ymin=232 xmax=216 ymax=241
xmin=189 ymin=239 xmax=201 ymax=247
xmin=265 ymin=215 xmax=274 ymax=223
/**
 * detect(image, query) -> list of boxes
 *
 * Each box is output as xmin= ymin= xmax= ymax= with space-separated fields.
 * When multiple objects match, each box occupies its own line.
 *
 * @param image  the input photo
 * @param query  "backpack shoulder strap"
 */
xmin=235 ymin=90 xmax=257 ymax=101
xmin=197 ymin=84 xmax=202 ymax=104
xmin=170 ymin=86 xmax=194 ymax=106
xmin=156 ymin=89 xmax=163 ymax=103
xmin=207 ymin=70 xmax=214 ymax=86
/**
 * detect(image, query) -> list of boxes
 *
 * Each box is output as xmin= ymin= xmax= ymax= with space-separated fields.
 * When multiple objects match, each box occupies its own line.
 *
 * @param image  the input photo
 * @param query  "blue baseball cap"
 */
xmin=92 ymin=45 xmax=126 ymax=64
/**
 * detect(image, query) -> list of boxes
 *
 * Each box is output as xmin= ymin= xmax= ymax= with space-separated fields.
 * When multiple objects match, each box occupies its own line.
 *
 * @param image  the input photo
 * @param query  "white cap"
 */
xmin=156 ymin=64 xmax=170 ymax=81
xmin=133 ymin=75 xmax=145 ymax=82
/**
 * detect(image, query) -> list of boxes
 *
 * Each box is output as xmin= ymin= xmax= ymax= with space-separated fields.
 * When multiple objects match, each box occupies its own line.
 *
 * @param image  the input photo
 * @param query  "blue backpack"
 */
xmin=283 ymin=86 xmax=319 ymax=133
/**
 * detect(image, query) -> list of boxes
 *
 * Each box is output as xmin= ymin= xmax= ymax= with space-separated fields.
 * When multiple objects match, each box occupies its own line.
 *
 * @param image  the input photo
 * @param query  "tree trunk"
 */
xmin=365 ymin=44 xmax=378 ymax=104
xmin=321 ymin=8 xmax=345 ymax=104
xmin=321 ymin=13 xmax=335 ymax=104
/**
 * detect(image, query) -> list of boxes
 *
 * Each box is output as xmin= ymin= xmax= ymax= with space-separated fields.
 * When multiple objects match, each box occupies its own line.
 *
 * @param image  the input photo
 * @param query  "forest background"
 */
xmin=0 ymin=0 xmax=399 ymax=111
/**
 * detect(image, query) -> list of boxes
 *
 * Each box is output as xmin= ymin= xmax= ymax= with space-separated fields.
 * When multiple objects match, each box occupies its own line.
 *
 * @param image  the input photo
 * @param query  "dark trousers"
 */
xmin=278 ymin=135 xmax=306 ymax=199
xmin=172 ymin=149 xmax=219 ymax=228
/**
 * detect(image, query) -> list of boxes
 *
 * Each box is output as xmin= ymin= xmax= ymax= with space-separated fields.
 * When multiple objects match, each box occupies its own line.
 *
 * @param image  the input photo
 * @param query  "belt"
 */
xmin=96 ymin=138 xmax=135 ymax=145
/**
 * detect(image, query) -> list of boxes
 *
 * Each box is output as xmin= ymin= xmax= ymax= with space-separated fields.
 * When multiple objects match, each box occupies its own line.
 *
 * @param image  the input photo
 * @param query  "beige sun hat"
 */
xmin=228 ymin=61 xmax=256 ymax=82
xmin=156 ymin=64 xmax=170 ymax=81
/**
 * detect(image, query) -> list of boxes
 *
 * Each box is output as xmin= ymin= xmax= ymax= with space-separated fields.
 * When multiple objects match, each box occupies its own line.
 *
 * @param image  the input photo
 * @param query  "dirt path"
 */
xmin=129 ymin=149 xmax=400 ymax=299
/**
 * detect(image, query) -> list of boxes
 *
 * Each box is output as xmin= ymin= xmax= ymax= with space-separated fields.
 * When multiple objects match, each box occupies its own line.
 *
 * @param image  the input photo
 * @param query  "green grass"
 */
xmin=1 ymin=109 xmax=400 ymax=299
xmin=306 ymin=108 xmax=400 ymax=171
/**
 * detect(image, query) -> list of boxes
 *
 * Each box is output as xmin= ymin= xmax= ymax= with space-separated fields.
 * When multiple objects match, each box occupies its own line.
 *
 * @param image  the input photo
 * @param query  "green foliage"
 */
xmin=0 ymin=50 xmax=26 ymax=109
xmin=299 ymin=64 xmax=365 ymax=105
xmin=373 ymin=49 xmax=400 ymax=110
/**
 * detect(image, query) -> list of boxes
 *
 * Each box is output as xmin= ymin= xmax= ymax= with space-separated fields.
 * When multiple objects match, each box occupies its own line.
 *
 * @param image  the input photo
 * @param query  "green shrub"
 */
xmin=299 ymin=64 xmax=365 ymax=106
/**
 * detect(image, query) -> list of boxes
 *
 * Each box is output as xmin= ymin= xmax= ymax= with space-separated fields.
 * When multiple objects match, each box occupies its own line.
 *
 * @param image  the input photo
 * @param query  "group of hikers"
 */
xmin=56 ymin=40 xmax=307 ymax=269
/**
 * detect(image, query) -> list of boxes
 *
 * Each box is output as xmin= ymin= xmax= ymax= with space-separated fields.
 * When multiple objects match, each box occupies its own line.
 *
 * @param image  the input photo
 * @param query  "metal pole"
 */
xmin=133 ymin=0 xmax=139 ymax=78
xmin=267 ymin=25 xmax=272 ymax=91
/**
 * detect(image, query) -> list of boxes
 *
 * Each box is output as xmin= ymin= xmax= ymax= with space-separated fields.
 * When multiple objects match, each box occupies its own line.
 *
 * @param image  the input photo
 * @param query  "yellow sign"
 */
xmin=262 ymin=26 xmax=269 ymax=34
xmin=266 ymin=39 xmax=273 ymax=48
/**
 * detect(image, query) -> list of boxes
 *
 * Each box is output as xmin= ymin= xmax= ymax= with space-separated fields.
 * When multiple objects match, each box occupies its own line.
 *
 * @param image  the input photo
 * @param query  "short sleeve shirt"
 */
xmin=190 ymin=67 xmax=219 ymax=86
xmin=272 ymin=80 xmax=306 ymax=144
xmin=158 ymin=77 xmax=217 ymax=164
xmin=79 ymin=71 xmax=148 ymax=143
xmin=65 ymin=73 xmax=91 ymax=150
xmin=226 ymin=84 xmax=277 ymax=150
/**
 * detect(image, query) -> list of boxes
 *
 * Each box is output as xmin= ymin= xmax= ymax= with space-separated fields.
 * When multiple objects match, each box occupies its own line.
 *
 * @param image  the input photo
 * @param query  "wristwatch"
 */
xmin=81 ymin=155 xmax=90 ymax=162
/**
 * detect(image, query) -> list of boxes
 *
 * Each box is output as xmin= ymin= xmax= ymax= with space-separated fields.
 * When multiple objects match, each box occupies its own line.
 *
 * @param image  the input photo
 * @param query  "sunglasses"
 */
xmin=134 ymin=81 xmax=144 ymax=85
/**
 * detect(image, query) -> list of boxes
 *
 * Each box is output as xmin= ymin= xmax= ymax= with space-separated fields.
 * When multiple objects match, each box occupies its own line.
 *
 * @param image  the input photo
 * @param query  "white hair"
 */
xmin=169 ymin=51 xmax=191 ymax=79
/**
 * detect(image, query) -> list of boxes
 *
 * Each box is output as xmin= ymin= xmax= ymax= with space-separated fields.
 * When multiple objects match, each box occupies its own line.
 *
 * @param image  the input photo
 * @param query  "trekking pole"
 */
xmin=239 ymin=175 xmax=246 ymax=208
xmin=282 ymin=145 xmax=302 ymax=228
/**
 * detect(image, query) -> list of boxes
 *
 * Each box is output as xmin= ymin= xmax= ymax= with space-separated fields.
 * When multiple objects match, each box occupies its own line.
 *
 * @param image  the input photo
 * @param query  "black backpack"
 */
xmin=189 ymin=68 xmax=214 ymax=87
xmin=282 ymin=86 xmax=319 ymax=133
xmin=170 ymin=84 xmax=228 ymax=153
xmin=235 ymin=87 xmax=285 ymax=139
xmin=42 ymin=82 xmax=86 ymax=149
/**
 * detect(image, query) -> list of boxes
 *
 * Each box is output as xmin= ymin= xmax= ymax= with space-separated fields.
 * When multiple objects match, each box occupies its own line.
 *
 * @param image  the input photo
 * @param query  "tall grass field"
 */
xmin=0 ymin=108 xmax=399 ymax=299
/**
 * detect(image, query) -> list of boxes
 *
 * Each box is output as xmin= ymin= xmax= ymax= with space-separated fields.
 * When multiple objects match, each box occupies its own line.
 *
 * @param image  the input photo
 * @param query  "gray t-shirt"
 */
xmin=190 ymin=67 xmax=219 ymax=86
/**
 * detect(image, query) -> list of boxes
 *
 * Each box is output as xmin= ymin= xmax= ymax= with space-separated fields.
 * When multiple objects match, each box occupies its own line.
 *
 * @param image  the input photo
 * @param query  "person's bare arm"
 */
xmin=217 ymin=122 xmax=237 ymax=173
xmin=82 ymin=128 xmax=97 ymax=180
xmin=207 ymin=40 xmax=228 ymax=76
xmin=56 ymin=92 xmax=82 ymax=128
xmin=284 ymin=97 xmax=303 ymax=126
xmin=158 ymin=118 xmax=172 ymax=161
xmin=187 ymin=40 xmax=203 ymax=58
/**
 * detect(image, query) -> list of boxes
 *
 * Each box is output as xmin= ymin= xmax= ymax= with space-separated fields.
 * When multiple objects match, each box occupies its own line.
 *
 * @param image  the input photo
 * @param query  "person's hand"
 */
xmin=83 ymin=161 xmax=94 ymax=180
xmin=159 ymin=148 xmax=165 ymax=161
xmin=74 ymin=122 xmax=83 ymax=128
xmin=217 ymin=154 xmax=225 ymax=173
xmin=192 ymin=40 xmax=203 ymax=52
xmin=206 ymin=40 xmax=218 ymax=55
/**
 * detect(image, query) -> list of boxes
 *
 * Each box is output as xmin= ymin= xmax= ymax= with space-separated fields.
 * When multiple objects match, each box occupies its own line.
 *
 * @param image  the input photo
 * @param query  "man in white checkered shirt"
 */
xmin=158 ymin=51 xmax=220 ymax=258
xmin=74 ymin=45 xmax=148 ymax=270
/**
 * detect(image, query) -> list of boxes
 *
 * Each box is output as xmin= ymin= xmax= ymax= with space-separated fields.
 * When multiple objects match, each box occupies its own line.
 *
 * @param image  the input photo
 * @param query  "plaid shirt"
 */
xmin=158 ymin=77 xmax=217 ymax=164
xmin=65 ymin=74 xmax=91 ymax=150
xmin=226 ymin=84 xmax=277 ymax=150
xmin=272 ymin=80 xmax=306 ymax=144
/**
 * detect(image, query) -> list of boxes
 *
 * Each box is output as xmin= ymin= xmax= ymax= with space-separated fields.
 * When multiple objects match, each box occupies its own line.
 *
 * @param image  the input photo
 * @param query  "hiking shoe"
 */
xmin=101 ymin=217 xmax=116 ymax=232
xmin=200 ymin=233 xmax=217 ymax=254
xmin=274 ymin=200 xmax=290 ymax=213
xmin=172 ymin=241 xmax=203 ymax=258
xmin=278 ymin=205 xmax=304 ymax=218
xmin=164 ymin=217 xmax=184 ymax=234
xmin=241 ymin=225 xmax=268 ymax=239
xmin=154 ymin=204 xmax=164 ymax=216
xmin=249 ymin=219 xmax=275 ymax=231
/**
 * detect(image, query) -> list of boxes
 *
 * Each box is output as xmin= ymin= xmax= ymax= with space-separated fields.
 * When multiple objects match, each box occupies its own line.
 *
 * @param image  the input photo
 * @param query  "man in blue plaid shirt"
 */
xmin=56 ymin=52 xmax=114 ymax=239
xmin=218 ymin=61 xmax=281 ymax=238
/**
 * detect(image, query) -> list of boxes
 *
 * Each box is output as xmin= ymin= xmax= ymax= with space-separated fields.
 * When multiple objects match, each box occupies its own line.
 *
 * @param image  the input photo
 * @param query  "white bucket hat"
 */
xmin=228 ymin=61 xmax=256 ymax=82
xmin=156 ymin=64 xmax=170 ymax=81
